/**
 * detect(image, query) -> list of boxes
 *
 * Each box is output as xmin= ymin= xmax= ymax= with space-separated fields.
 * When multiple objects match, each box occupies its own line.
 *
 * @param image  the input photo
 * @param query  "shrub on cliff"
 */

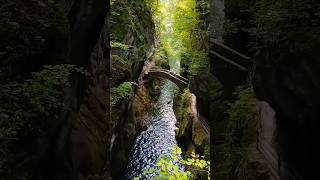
xmin=220 ymin=87 xmax=257 ymax=179
xmin=0 ymin=64 xmax=88 ymax=179
xmin=111 ymin=82 xmax=135 ymax=106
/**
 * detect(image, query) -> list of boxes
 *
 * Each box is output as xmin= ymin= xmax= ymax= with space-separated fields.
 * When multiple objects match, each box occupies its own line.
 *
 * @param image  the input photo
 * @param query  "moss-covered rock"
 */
xmin=174 ymin=89 xmax=192 ymax=136
xmin=131 ymin=85 xmax=154 ymax=129
xmin=214 ymin=87 xmax=258 ymax=180
xmin=173 ymin=89 xmax=210 ymax=158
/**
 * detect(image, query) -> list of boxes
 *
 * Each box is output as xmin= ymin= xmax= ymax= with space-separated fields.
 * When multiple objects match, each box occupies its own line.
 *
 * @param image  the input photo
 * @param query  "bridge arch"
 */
xmin=144 ymin=68 xmax=189 ymax=89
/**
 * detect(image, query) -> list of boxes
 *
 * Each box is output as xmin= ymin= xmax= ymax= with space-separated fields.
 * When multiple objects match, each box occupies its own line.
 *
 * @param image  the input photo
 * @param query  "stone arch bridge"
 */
xmin=144 ymin=68 xmax=189 ymax=89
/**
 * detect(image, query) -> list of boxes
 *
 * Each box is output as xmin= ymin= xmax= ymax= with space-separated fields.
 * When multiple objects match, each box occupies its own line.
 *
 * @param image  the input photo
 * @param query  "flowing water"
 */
xmin=124 ymin=1 xmax=184 ymax=178
xmin=125 ymin=52 xmax=182 ymax=178
xmin=125 ymin=79 xmax=183 ymax=179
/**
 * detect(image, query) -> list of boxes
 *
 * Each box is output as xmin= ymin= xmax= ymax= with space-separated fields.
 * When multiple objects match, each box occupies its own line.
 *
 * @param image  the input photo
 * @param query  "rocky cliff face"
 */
xmin=0 ymin=0 xmax=109 ymax=179
xmin=206 ymin=0 xmax=281 ymax=179
xmin=253 ymin=44 xmax=320 ymax=180
xmin=36 ymin=1 xmax=109 ymax=179
xmin=209 ymin=0 xmax=320 ymax=179
xmin=110 ymin=0 xmax=156 ymax=178
xmin=252 ymin=1 xmax=320 ymax=179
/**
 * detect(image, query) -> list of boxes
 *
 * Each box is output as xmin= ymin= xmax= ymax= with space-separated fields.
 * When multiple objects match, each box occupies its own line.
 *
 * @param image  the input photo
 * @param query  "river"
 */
xmin=125 ymin=47 xmax=182 ymax=179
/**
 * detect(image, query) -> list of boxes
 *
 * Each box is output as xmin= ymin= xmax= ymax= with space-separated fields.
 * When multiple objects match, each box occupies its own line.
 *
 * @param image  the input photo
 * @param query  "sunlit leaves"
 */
xmin=137 ymin=146 xmax=210 ymax=179
xmin=0 ymin=64 xmax=89 ymax=139
xmin=171 ymin=0 xmax=198 ymax=50
xmin=110 ymin=0 xmax=117 ymax=6
xmin=155 ymin=0 xmax=208 ymax=75
xmin=110 ymin=41 xmax=130 ymax=50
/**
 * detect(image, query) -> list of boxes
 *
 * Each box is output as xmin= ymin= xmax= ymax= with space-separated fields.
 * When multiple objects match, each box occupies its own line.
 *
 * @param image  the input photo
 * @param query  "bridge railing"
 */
xmin=210 ymin=38 xmax=251 ymax=71
xmin=149 ymin=68 xmax=188 ymax=82
xmin=145 ymin=68 xmax=189 ymax=88
xmin=149 ymin=68 xmax=188 ymax=83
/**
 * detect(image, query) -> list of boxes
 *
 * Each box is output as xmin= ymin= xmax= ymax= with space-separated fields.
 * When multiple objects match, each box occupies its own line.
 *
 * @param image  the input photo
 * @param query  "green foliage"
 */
xmin=0 ymin=64 xmax=86 ymax=179
xmin=0 ymin=65 xmax=83 ymax=139
xmin=0 ymin=0 xmax=68 ymax=76
xmin=110 ymin=82 xmax=134 ymax=106
xmin=219 ymin=87 xmax=257 ymax=179
xmin=111 ymin=0 xmax=156 ymax=85
xmin=138 ymin=146 xmax=210 ymax=180
xmin=224 ymin=0 xmax=320 ymax=53
xmin=111 ymin=54 xmax=128 ymax=65
xmin=228 ymin=87 xmax=257 ymax=132
xmin=223 ymin=18 xmax=243 ymax=36
xmin=156 ymin=0 xmax=209 ymax=76
xmin=187 ymin=50 xmax=208 ymax=76
xmin=154 ymin=42 xmax=171 ymax=69
xmin=181 ymin=151 xmax=210 ymax=179
xmin=173 ymin=89 xmax=191 ymax=135
xmin=255 ymin=0 xmax=320 ymax=53
xmin=224 ymin=0 xmax=256 ymax=34
xmin=111 ymin=0 xmax=117 ymax=6
xmin=111 ymin=0 xmax=155 ymax=44
xmin=171 ymin=0 xmax=198 ymax=48
xmin=111 ymin=41 xmax=130 ymax=50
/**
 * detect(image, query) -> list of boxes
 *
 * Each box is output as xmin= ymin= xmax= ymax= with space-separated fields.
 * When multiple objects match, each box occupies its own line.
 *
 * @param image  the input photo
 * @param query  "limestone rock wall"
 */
xmin=110 ymin=0 xmax=156 ymax=178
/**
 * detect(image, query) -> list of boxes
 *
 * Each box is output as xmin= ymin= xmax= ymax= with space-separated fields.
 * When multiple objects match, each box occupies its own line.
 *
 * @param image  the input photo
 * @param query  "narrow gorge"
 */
xmin=1 ymin=0 xmax=320 ymax=180
xmin=111 ymin=1 xmax=210 ymax=178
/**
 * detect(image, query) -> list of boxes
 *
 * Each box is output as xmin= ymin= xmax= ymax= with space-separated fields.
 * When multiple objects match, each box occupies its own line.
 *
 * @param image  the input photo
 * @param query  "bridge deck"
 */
xmin=145 ymin=68 xmax=189 ymax=89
